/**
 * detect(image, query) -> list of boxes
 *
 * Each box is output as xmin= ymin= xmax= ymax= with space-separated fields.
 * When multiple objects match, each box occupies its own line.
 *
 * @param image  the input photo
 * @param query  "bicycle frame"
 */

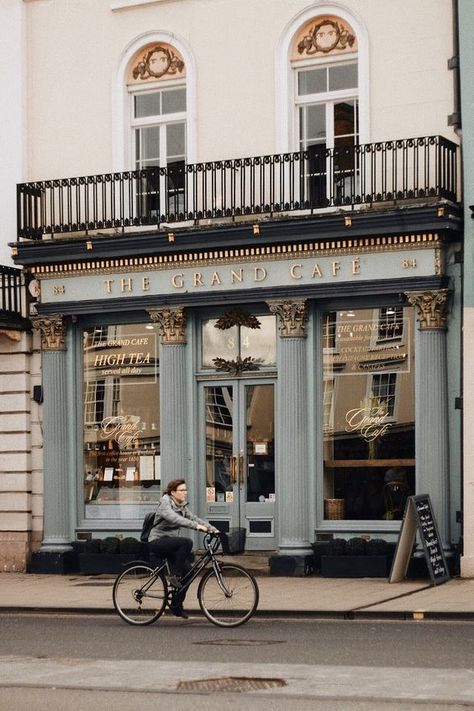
xmin=133 ymin=532 xmax=226 ymax=603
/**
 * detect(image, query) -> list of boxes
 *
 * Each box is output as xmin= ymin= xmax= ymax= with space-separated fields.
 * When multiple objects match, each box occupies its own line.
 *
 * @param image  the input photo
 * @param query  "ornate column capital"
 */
xmin=32 ymin=315 xmax=67 ymax=350
xmin=148 ymin=306 xmax=187 ymax=345
xmin=267 ymin=300 xmax=309 ymax=338
xmin=405 ymin=289 xmax=449 ymax=331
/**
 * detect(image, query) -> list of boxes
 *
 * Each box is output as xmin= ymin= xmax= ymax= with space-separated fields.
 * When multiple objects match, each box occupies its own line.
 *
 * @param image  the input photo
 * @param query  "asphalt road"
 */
xmin=0 ymin=613 xmax=473 ymax=668
xmin=0 ymin=614 xmax=473 ymax=710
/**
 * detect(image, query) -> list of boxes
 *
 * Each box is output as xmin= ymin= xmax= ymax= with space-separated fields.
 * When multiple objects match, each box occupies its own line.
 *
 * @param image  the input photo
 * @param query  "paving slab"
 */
xmin=0 ymin=573 xmax=473 ymax=619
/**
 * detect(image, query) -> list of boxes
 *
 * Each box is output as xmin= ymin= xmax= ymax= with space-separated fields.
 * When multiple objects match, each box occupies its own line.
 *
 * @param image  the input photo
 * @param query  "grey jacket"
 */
xmin=148 ymin=493 xmax=210 ymax=542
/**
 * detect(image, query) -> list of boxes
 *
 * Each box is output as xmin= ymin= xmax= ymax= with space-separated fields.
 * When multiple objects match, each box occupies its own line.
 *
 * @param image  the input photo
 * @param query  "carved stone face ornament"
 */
xmin=298 ymin=18 xmax=355 ymax=56
xmin=132 ymin=46 xmax=185 ymax=81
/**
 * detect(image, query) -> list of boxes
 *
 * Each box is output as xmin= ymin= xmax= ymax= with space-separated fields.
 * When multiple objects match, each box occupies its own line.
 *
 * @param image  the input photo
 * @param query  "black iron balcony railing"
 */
xmin=17 ymin=135 xmax=458 ymax=240
xmin=0 ymin=265 xmax=27 ymax=328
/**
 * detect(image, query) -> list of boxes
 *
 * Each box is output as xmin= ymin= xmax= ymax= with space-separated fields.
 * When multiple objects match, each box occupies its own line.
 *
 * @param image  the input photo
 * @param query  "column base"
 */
xmin=269 ymin=553 xmax=313 ymax=577
xmin=28 ymin=549 xmax=77 ymax=574
xmin=460 ymin=555 xmax=474 ymax=578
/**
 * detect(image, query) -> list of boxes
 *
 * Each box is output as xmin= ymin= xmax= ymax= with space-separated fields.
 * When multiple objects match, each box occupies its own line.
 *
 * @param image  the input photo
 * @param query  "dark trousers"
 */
xmin=149 ymin=536 xmax=193 ymax=609
xmin=148 ymin=535 xmax=193 ymax=576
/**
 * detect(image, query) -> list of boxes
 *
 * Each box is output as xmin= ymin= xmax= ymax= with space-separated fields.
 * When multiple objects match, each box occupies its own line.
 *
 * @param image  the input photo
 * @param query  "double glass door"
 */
xmin=201 ymin=380 xmax=276 ymax=550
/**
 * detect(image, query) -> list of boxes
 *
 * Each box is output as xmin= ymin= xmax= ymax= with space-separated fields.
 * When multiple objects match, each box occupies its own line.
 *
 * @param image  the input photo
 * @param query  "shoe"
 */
xmin=167 ymin=575 xmax=181 ymax=588
xmin=170 ymin=604 xmax=189 ymax=619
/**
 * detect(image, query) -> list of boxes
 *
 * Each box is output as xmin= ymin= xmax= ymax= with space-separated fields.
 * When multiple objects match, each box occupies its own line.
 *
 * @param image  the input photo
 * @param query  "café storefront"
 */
xmin=25 ymin=225 xmax=460 ymax=568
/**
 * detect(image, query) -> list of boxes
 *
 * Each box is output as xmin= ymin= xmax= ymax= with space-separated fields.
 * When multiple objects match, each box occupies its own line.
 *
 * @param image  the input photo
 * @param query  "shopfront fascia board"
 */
xmin=31 ymin=233 xmax=444 ymax=313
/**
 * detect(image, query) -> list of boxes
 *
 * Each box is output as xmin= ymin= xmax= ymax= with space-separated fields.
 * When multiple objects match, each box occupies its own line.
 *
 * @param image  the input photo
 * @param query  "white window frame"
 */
xmin=275 ymin=4 xmax=369 ymax=153
xmin=369 ymin=372 xmax=398 ymax=420
xmin=295 ymin=55 xmax=359 ymax=150
xmin=113 ymin=31 xmax=196 ymax=173
xmin=130 ymin=80 xmax=187 ymax=219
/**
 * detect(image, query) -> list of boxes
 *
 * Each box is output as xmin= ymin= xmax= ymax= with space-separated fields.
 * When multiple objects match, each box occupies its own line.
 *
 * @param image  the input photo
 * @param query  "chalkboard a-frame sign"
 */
xmin=389 ymin=494 xmax=450 ymax=586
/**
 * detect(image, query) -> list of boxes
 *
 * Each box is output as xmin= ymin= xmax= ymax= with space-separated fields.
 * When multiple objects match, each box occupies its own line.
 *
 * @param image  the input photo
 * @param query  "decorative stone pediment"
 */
xmin=292 ymin=16 xmax=357 ymax=60
xmin=127 ymin=43 xmax=185 ymax=84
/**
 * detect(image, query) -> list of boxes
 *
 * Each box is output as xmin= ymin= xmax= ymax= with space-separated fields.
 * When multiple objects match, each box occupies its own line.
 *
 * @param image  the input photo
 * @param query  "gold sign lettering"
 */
xmin=345 ymin=404 xmax=392 ymax=442
xmin=290 ymin=264 xmax=303 ymax=280
xmin=101 ymin=415 xmax=141 ymax=449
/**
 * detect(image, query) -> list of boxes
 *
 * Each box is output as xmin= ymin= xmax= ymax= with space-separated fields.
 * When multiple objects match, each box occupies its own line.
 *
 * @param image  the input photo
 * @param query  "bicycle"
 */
xmin=112 ymin=531 xmax=259 ymax=628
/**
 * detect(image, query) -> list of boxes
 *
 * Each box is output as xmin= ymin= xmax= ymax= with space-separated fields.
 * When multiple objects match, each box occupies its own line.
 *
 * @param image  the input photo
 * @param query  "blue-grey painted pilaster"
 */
xmin=33 ymin=315 xmax=72 ymax=550
xmin=148 ymin=307 xmax=188 ymax=489
xmin=407 ymin=290 xmax=450 ymax=548
xmin=268 ymin=300 xmax=311 ymax=555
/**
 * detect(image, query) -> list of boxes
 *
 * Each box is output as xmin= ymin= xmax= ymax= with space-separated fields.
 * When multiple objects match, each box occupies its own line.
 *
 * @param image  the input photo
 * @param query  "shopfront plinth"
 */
xmin=268 ymin=300 xmax=312 ymax=572
xmin=31 ymin=316 xmax=73 ymax=572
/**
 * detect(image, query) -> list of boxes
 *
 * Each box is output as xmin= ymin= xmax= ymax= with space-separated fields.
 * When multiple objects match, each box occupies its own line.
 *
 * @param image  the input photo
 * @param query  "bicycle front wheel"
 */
xmin=198 ymin=563 xmax=259 ymax=627
xmin=113 ymin=564 xmax=167 ymax=625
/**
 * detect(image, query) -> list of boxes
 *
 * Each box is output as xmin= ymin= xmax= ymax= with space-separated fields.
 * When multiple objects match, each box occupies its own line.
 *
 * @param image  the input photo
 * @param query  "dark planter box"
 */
xmin=28 ymin=550 xmax=78 ymax=574
xmin=320 ymin=555 xmax=389 ymax=578
xmin=78 ymin=553 xmax=142 ymax=575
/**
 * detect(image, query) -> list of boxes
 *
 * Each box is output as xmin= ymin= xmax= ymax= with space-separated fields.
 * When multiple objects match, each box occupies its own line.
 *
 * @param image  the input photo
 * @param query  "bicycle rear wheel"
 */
xmin=113 ymin=564 xmax=167 ymax=625
xmin=198 ymin=563 xmax=259 ymax=627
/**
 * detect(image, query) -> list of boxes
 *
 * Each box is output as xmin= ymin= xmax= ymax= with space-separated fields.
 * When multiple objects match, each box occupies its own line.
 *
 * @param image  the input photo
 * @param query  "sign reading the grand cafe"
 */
xmin=33 ymin=233 xmax=442 ymax=304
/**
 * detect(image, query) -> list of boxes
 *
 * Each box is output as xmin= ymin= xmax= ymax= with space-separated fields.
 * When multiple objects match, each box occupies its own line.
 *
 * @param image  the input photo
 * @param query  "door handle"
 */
xmin=239 ymin=452 xmax=244 ymax=486
xmin=230 ymin=455 xmax=237 ymax=484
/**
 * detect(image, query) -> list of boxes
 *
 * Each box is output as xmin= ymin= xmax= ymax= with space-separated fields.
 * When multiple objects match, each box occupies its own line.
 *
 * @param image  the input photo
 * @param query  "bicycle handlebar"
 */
xmin=203 ymin=530 xmax=222 ymax=551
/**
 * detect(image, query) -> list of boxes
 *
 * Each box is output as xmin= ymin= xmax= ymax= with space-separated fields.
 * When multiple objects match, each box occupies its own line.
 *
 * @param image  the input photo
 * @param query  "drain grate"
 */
xmin=177 ymin=676 xmax=286 ymax=692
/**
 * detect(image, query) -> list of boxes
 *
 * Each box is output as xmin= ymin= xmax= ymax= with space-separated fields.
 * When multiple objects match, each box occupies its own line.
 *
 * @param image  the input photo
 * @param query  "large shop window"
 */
xmin=83 ymin=324 xmax=160 ymax=520
xmin=322 ymin=307 xmax=415 ymax=521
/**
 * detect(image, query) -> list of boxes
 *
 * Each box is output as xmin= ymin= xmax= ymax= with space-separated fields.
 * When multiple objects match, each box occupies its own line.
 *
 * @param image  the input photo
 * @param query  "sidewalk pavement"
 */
xmin=1 ymin=570 xmax=473 ymax=620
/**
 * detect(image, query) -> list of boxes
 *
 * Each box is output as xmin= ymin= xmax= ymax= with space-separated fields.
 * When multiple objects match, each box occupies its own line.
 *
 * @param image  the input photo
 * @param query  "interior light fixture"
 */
xmin=145 ymin=323 xmax=154 ymax=330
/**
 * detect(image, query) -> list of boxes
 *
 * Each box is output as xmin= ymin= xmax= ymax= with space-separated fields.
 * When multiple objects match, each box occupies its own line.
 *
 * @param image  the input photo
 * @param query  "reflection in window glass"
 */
xmin=328 ymin=62 xmax=358 ymax=91
xmin=134 ymin=92 xmax=161 ymax=118
xmin=83 ymin=324 xmax=160 ymax=520
xmin=201 ymin=314 xmax=276 ymax=369
xmin=322 ymin=308 xmax=415 ymax=521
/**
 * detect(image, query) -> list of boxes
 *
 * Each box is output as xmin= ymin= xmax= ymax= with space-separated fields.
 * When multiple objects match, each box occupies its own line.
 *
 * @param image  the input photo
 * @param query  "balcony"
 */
xmin=17 ymin=135 xmax=458 ymax=241
xmin=0 ymin=265 xmax=30 ymax=331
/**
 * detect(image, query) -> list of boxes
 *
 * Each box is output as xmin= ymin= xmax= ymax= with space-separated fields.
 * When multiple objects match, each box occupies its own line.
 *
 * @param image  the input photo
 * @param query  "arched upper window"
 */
xmin=275 ymin=5 xmax=369 ymax=160
xmin=291 ymin=15 xmax=359 ymax=206
xmin=126 ymin=42 xmax=187 ymax=219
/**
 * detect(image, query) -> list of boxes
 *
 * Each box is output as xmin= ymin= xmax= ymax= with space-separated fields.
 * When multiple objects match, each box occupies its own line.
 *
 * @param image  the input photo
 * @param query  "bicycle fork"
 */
xmin=212 ymin=560 xmax=233 ymax=598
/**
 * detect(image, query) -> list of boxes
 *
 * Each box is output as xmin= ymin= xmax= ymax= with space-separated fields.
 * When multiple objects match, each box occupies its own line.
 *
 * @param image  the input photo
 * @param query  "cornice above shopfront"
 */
xmin=31 ymin=233 xmax=442 ymax=280
xmin=11 ymin=203 xmax=461 ymax=269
